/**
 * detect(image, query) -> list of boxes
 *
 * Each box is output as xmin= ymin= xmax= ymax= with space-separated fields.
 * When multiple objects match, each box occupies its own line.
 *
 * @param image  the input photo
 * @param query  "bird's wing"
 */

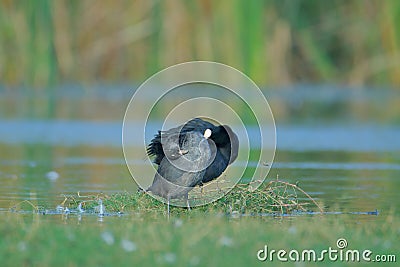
xmin=146 ymin=130 xmax=164 ymax=164
xmin=180 ymin=118 xmax=215 ymax=133
xmin=147 ymin=118 xmax=216 ymax=164
xmin=222 ymin=125 xmax=239 ymax=164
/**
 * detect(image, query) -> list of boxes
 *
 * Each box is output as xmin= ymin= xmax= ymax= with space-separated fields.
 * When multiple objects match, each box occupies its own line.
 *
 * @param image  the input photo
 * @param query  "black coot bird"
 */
xmin=147 ymin=118 xmax=239 ymax=188
xmin=147 ymin=129 xmax=213 ymax=212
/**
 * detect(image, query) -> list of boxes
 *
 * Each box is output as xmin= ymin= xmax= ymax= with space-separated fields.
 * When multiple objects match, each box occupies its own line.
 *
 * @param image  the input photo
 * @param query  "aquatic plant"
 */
xmin=10 ymin=178 xmax=323 ymax=216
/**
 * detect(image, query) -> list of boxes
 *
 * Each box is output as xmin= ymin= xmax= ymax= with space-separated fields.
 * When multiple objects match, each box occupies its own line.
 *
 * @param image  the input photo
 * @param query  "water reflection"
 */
xmin=0 ymin=86 xmax=399 ymax=218
xmin=1 ymin=138 xmax=398 ymax=215
xmin=1 ymin=120 xmax=400 ymax=152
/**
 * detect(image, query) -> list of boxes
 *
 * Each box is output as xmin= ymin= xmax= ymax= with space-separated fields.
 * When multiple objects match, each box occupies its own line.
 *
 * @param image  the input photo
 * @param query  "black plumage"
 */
xmin=147 ymin=130 xmax=212 ymax=210
xmin=147 ymin=118 xmax=239 ymax=187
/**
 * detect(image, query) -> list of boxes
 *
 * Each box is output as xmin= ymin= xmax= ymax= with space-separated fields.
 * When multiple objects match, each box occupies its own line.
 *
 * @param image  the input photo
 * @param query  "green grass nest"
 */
xmin=42 ymin=178 xmax=323 ymax=216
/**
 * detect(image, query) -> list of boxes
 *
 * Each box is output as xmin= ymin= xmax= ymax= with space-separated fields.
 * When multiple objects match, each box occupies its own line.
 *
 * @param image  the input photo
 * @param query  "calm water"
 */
xmin=0 ymin=85 xmax=399 ymax=219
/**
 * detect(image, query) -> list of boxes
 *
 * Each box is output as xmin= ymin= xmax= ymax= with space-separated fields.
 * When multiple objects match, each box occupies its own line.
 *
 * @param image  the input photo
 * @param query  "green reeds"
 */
xmin=0 ymin=0 xmax=399 ymax=87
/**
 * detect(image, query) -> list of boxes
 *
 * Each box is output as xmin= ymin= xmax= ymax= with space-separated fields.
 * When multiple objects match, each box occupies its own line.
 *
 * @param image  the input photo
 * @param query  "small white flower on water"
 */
xmin=189 ymin=256 xmax=200 ymax=266
xmin=383 ymin=240 xmax=391 ymax=249
xmin=288 ymin=226 xmax=297 ymax=234
xmin=163 ymin=252 xmax=176 ymax=263
xmin=101 ymin=231 xmax=114 ymax=245
xmin=219 ymin=236 xmax=233 ymax=247
xmin=17 ymin=241 xmax=27 ymax=251
xmin=29 ymin=161 xmax=37 ymax=168
xmin=121 ymin=239 xmax=137 ymax=252
xmin=66 ymin=231 xmax=75 ymax=241
xmin=174 ymin=219 xmax=183 ymax=228
xmin=294 ymin=262 xmax=306 ymax=267
xmin=46 ymin=171 xmax=59 ymax=181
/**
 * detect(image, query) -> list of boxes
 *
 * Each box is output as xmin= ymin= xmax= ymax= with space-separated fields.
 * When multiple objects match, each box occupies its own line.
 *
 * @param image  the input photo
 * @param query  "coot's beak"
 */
xmin=204 ymin=128 xmax=212 ymax=139
xmin=179 ymin=149 xmax=188 ymax=155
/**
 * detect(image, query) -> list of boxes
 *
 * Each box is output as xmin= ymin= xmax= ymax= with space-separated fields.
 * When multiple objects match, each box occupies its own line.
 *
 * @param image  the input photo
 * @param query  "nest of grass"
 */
xmin=49 ymin=178 xmax=323 ymax=216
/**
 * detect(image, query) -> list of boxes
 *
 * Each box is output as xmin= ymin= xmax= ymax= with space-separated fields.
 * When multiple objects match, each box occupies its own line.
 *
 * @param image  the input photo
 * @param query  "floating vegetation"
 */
xmin=213 ymin=178 xmax=324 ymax=215
xmin=8 ymin=178 xmax=324 ymax=217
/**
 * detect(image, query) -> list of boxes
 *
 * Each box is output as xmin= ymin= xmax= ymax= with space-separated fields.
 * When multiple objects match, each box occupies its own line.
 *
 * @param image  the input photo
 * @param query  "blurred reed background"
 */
xmin=1 ymin=0 xmax=400 ymax=88
xmin=0 ymin=0 xmax=399 ymax=225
